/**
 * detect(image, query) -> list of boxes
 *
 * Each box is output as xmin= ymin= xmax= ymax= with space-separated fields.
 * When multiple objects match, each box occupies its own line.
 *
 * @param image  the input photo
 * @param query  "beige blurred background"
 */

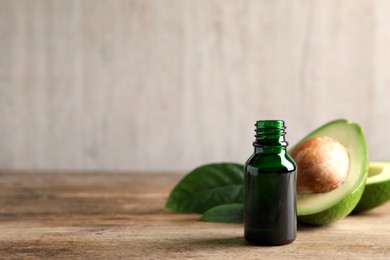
xmin=0 ymin=0 xmax=389 ymax=172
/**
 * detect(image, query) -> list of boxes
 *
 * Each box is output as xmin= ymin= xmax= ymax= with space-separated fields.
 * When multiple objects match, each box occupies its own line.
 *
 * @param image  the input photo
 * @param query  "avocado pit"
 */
xmin=291 ymin=136 xmax=349 ymax=193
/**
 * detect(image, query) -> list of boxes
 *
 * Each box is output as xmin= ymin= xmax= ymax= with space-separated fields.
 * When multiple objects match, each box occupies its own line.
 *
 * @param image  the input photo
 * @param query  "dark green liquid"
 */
xmin=244 ymin=166 xmax=296 ymax=246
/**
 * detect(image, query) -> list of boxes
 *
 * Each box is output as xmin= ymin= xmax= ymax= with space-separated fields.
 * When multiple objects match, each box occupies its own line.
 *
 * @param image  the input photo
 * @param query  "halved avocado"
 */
xmin=352 ymin=161 xmax=390 ymax=214
xmin=290 ymin=119 xmax=368 ymax=225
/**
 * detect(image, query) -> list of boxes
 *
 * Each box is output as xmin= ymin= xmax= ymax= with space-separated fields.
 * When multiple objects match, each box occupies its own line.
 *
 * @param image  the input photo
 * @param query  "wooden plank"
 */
xmin=0 ymin=172 xmax=389 ymax=258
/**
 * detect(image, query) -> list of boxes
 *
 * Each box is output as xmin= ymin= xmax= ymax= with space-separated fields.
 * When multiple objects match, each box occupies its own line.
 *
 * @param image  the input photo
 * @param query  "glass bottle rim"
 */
xmin=256 ymin=120 xmax=285 ymax=129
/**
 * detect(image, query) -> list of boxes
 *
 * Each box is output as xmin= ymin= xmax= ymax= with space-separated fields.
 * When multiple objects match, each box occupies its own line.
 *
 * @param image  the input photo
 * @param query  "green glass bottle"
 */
xmin=244 ymin=120 xmax=297 ymax=246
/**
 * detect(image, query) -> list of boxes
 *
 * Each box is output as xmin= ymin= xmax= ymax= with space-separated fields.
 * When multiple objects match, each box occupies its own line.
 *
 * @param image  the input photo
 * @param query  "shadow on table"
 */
xmin=297 ymin=222 xmax=332 ymax=231
xmin=190 ymin=236 xmax=247 ymax=247
xmin=178 ymin=236 xmax=298 ymax=249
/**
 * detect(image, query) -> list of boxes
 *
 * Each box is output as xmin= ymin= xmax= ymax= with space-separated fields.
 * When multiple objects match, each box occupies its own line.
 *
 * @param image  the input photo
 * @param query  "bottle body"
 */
xmin=244 ymin=120 xmax=297 ymax=246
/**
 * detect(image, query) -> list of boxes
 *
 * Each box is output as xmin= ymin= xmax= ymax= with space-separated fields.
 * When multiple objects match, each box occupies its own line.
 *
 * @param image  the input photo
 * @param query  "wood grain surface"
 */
xmin=0 ymin=172 xmax=389 ymax=259
xmin=1 ymin=1 xmax=390 ymax=171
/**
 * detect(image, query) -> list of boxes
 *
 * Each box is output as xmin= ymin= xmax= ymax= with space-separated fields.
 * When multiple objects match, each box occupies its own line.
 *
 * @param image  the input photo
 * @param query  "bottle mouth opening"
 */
xmin=255 ymin=120 xmax=286 ymax=137
xmin=256 ymin=120 xmax=285 ymax=130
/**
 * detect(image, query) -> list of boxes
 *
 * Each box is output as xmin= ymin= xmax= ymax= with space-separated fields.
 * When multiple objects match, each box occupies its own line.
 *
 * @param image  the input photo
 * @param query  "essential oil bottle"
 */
xmin=244 ymin=120 xmax=297 ymax=246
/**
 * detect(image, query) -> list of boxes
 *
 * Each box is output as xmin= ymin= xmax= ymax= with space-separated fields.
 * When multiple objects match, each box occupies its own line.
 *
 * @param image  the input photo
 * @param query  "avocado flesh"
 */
xmin=352 ymin=161 xmax=390 ymax=214
xmin=290 ymin=119 xmax=368 ymax=224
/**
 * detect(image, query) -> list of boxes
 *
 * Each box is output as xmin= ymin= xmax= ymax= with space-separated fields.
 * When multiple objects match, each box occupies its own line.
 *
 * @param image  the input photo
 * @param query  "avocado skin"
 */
xmin=298 ymin=178 xmax=366 ymax=225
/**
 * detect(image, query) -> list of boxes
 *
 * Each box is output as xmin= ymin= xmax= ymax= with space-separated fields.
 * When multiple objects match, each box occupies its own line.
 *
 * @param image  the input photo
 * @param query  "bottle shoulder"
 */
xmin=245 ymin=152 xmax=296 ymax=172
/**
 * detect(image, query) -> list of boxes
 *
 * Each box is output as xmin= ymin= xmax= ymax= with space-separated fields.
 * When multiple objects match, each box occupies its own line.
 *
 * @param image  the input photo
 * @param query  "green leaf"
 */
xmin=165 ymin=163 xmax=244 ymax=213
xmin=200 ymin=203 xmax=244 ymax=223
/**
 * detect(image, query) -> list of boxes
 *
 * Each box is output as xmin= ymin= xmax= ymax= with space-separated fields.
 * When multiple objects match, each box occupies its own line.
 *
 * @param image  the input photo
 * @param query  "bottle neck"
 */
xmin=254 ymin=145 xmax=287 ymax=154
xmin=253 ymin=120 xmax=288 ymax=154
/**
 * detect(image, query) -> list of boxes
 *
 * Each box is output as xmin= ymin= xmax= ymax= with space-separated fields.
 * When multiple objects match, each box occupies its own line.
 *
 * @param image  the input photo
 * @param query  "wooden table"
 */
xmin=0 ymin=172 xmax=389 ymax=259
